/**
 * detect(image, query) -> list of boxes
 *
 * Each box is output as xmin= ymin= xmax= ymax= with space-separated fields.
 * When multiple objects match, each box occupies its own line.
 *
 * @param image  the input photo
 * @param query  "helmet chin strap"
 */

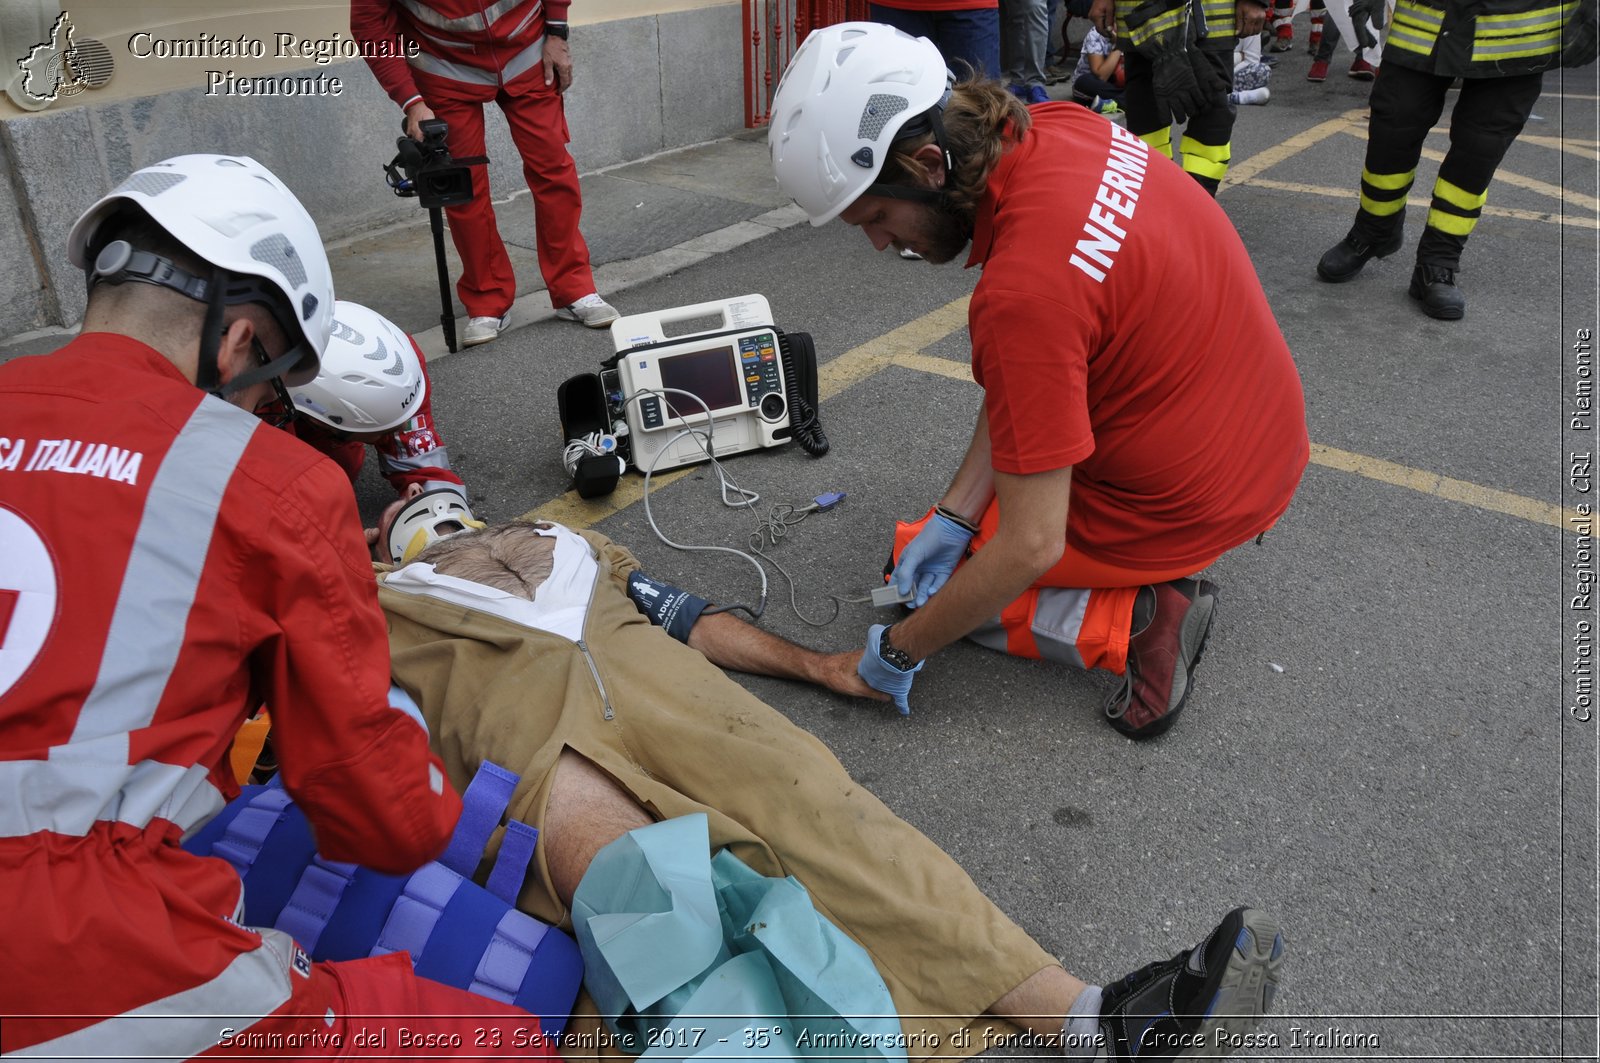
xmin=214 ymin=349 xmax=305 ymax=401
xmin=195 ymin=266 xmax=226 ymax=395
xmin=87 ymin=241 xmax=302 ymax=400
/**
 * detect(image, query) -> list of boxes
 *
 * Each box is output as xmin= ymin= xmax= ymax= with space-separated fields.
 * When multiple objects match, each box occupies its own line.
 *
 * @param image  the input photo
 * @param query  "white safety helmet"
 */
xmin=290 ymin=301 xmax=426 ymax=433
xmin=385 ymin=488 xmax=485 ymax=565
xmin=66 ymin=154 xmax=335 ymax=386
xmin=768 ymin=22 xmax=953 ymax=226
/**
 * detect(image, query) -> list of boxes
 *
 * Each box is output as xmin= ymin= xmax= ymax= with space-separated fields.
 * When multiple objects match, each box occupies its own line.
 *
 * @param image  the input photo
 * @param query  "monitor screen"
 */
xmin=659 ymin=345 xmax=743 ymax=416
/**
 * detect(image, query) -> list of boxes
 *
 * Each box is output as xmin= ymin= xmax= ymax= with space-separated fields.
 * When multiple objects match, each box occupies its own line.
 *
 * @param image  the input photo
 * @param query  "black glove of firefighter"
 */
xmin=1561 ymin=0 xmax=1598 ymax=66
xmin=1148 ymin=43 xmax=1227 ymax=123
xmin=1346 ymin=0 xmax=1385 ymax=51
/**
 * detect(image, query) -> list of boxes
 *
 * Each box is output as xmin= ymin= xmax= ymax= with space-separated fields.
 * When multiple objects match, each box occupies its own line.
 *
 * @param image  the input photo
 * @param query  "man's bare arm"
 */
xmin=687 ymin=611 xmax=888 ymax=703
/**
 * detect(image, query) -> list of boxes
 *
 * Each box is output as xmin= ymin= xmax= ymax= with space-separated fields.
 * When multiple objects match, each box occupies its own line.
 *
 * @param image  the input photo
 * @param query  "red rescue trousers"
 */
xmin=419 ymin=69 xmax=597 ymax=317
xmin=892 ymin=504 xmax=1217 ymax=674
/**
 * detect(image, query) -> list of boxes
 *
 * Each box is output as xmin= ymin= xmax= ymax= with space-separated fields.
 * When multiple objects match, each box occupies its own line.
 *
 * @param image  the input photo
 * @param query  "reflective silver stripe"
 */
xmin=398 ymin=0 xmax=530 ymax=34
xmin=0 ymin=756 xmax=224 ymax=838
xmin=1473 ymin=31 xmax=1560 ymax=53
xmin=11 ymin=928 xmax=298 ymax=1060
xmin=377 ymin=446 xmax=454 ymax=477
xmin=417 ymin=27 xmax=475 ymax=49
xmin=506 ymin=2 xmax=543 ymax=38
xmin=965 ymin=616 xmax=1013 ymax=657
xmin=421 ymin=479 xmax=469 ymax=500
xmin=1478 ymin=7 xmax=1568 ymax=29
xmin=409 ymin=47 xmax=501 ymax=84
xmin=1393 ymin=1 xmax=1444 ymax=28
xmin=500 ymin=35 xmax=547 ymax=82
xmin=71 ymin=397 xmax=256 ymax=743
xmin=1386 ymin=24 xmax=1438 ymax=50
xmin=964 ymin=588 xmax=1091 ymax=668
xmin=388 ymin=683 xmax=428 ymax=732
xmin=409 ymin=34 xmax=544 ymax=85
xmin=1028 ymin=587 xmax=1092 ymax=668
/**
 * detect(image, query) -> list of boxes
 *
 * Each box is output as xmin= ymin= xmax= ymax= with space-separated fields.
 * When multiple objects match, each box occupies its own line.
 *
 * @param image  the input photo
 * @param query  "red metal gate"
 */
xmin=743 ymin=0 xmax=870 ymax=127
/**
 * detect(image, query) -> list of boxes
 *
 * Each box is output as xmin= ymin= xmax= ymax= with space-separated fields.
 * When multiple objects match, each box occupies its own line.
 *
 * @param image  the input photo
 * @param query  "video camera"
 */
xmin=381 ymin=116 xmax=490 ymax=351
xmin=383 ymin=118 xmax=477 ymax=210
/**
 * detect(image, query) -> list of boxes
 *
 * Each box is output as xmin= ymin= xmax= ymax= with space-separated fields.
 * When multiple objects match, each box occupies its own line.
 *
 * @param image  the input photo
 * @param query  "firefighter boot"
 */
xmin=1317 ymin=223 xmax=1405 ymax=282
xmin=1408 ymin=263 xmax=1466 ymax=320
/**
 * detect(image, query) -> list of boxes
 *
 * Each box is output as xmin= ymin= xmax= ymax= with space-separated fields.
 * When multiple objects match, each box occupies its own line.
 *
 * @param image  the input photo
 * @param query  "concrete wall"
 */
xmin=0 ymin=3 xmax=744 ymax=339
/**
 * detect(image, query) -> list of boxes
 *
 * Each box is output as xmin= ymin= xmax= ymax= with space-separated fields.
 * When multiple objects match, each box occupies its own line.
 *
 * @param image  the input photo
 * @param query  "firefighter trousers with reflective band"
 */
xmin=419 ymin=69 xmax=598 ymax=317
xmin=890 ymin=505 xmax=1218 ymax=674
xmin=1350 ymin=63 xmax=1545 ymax=269
xmin=1121 ymin=46 xmax=1237 ymax=193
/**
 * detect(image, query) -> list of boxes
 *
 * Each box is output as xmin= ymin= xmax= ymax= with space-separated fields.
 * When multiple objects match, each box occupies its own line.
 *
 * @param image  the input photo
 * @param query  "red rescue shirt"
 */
xmin=967 ymin=104 xmax=1309 ymax=570
xmin=0 ymin=334 xmax=460 ymax=1051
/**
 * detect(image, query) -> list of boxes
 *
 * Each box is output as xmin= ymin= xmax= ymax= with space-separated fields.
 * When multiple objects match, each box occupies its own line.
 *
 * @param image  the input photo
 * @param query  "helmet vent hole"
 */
xmin=834 ymin=45 xmax=855 ymax=66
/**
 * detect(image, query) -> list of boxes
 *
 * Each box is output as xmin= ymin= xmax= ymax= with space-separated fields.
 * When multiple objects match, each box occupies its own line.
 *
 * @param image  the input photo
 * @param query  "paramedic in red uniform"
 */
xmin=769 ymin=25 xmax=1309 ymax=737
xmin=0 ymin=155 xmax=548 ymax=1059
xmin=287 ymin=299 xmax=469 ymax=504
xmin=352 ymin=0 xmax=620 ymax=347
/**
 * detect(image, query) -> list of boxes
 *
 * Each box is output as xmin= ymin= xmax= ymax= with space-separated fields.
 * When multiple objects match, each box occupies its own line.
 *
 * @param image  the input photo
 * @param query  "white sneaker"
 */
xmin=462 ymin=312 xmax=510 ymax=347
xmin=555 ymin=293 xmax=619 ymax=328
xmin=1229 ymin=87 xmax=1271 ymax=106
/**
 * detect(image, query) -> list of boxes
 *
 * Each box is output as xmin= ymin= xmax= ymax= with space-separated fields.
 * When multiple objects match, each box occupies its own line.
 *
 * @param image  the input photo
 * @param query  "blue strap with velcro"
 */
xmin=312 ymin=868 xmax=409 ymax=962
xmin=275 ymin=858 xmax=360 ymax=954
xmin=183 ymin=760 xmax=583 ymax=1037
xmin=486 ymin=820 xmax=539 ymax=903
xmin=208 ymin=786 xmax=294 ymax=876
xmin=474 ymin=911 xmax=552 ymax=1003
xmin=437 ymin=760 xmax=520 ymax=877
xmin=372 ymin=862 xmax=464 ymax=959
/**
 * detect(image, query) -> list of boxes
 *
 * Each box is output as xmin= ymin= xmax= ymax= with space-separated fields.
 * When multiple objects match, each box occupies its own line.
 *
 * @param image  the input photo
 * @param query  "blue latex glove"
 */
xmin=891 ymin=512 xmax=974 ymax=608
xmin=857 ymin=624 xmax=924 ymax=715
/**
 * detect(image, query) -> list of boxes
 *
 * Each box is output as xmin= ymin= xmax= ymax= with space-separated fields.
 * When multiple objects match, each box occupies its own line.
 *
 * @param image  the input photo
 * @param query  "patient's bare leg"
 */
xmin=544 ymin=754 xmax=1082 ymax=1038
xmin=542 ymin=750 xmax=654 ymax=904
xmin=988 ymin=965 xmax=1086 ymax=1040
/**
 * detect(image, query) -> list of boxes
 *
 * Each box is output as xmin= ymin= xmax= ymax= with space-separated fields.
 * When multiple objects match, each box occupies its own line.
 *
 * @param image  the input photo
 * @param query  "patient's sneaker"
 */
xmin=1104 ymin=578 xmax=1217 ymax=739
xmin=462 ymin=312 xmax=510 ymax=347
xmin=1097 ymin=908 xmax=1285 ymax=1060
xmin=556 ymin=293 xmax=620 ymax=328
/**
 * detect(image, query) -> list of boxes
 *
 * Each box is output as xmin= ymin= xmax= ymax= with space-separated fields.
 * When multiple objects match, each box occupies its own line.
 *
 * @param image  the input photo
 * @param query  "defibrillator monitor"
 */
xmin=608 ymin=295 xmax=794 ymax=472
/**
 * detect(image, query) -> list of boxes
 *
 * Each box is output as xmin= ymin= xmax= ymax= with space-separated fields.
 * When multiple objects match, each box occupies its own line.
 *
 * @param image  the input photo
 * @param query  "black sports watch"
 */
xmin=545 ymin=21 xmax=569 ymax=39
xmin=877 ymin=624 xmax=918 ymax=672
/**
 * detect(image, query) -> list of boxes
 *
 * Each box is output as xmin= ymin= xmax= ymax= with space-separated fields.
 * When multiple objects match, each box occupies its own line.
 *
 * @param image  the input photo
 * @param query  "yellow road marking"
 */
xmin=1310 ymin=445 xmax=1579 ymax=529
xmin=1416 ymin=147 xmax=1600 ymax=213
xmin=816 ymin=297 xmax=971 ymax=400
xmin=1221 ymin=112 xmax=1357 ymax=189
xmin=1251 ymin=177 xmax=1599 ymax=228
xmin=1512 ymin=134 xmax=1600 ymax=159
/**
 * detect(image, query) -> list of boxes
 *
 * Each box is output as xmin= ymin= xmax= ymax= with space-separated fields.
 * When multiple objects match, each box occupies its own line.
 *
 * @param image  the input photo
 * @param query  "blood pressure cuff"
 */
xmin=183 ymin=761 xmax=584 ymax=1036
xmin=626 ymin=570 xmax=710 ymax=643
